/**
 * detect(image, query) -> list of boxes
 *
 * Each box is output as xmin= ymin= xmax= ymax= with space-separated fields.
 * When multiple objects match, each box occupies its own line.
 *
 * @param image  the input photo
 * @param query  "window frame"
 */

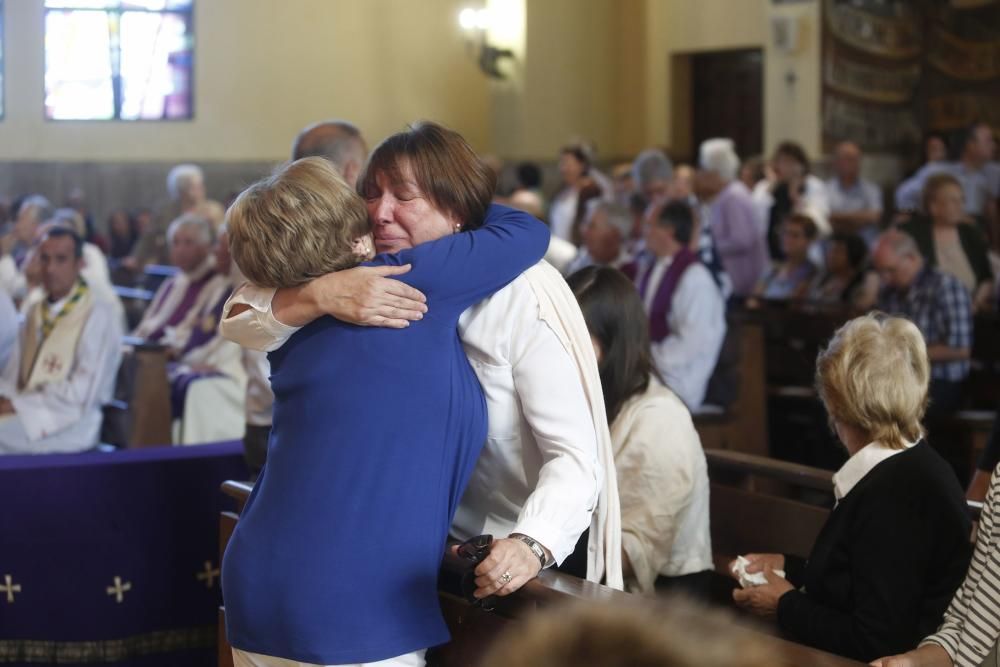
xmin=43 ymin=1 xmax=195 ymax=122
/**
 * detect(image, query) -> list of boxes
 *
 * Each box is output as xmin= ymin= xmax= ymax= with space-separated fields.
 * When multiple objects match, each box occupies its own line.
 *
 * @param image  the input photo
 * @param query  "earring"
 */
xmin=454 ymin=224 xmax=461 ymax=233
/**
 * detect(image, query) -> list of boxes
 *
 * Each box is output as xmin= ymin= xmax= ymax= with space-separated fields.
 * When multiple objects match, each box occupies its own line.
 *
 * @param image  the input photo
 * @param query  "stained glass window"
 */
xmin=44 ymin=0 xmax=193 ymax=120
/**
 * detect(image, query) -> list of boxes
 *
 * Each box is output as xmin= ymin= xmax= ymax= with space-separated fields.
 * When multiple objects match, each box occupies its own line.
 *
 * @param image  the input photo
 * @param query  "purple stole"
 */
xmin=147 ymin=271 xmax=216 ymax=342
xmin=636 ymin=247 xmax=698 ymax=343
xmin=179 ymin=286 xmax=230 ymax=357
xmin=170 ymin=286 xmax=232 ymax=418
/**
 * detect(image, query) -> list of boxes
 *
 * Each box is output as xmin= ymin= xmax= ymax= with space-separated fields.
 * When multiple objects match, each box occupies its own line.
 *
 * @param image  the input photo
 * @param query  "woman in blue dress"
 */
xmin=220 ymin=146 xmax=549 ymax=667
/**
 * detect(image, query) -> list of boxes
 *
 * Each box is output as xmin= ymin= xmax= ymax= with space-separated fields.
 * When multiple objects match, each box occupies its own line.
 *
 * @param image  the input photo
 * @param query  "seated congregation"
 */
xmin=2 ymin=115 xmax=1000 ymax=667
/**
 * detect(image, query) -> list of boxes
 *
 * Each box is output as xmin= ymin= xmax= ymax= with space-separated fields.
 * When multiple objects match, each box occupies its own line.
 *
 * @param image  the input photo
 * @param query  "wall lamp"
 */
xmin=458 ymin=7 xmax=515 ymax=79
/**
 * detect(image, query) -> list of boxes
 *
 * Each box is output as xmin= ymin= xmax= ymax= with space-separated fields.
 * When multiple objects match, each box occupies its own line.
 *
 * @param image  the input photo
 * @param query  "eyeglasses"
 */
xmin=457 ymin=534 xmax=497 ymax=611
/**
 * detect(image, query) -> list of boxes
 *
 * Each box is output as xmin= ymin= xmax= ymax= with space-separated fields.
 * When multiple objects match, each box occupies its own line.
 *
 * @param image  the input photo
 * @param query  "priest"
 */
xmin=0 ymin=228 xmax=122 ymax=454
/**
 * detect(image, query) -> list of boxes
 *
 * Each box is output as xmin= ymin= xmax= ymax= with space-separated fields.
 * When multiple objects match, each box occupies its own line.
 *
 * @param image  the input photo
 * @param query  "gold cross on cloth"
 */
xmin=106 ymin=576 xmax=132 ymax=603
xmin=1 ymin=575 xmax=21 ymax=603
xmin=196 ymin=561 xmax=220 ymax=588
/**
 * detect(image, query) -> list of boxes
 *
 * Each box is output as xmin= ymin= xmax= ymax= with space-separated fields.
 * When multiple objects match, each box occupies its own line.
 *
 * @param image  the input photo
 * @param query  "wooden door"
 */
xmin=691 ymin=48 xmax=764 ymax=160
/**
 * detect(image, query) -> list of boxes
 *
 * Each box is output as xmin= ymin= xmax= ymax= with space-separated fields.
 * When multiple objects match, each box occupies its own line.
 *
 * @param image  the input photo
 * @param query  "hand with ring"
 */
xmin=471 ymin=536 xmax=544 ymax=599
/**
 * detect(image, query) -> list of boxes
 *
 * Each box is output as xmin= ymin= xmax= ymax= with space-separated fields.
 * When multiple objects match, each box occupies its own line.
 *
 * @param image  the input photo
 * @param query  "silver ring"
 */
xmin=498 ymin=571 xmax=512 ymax=586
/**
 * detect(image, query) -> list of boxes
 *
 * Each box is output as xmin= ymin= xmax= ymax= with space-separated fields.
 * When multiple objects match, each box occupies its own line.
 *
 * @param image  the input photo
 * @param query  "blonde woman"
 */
xmin=221 ymin=156 xmax=548 ymax=667
xmin=732 ymin=314 xmax=971 ymax=662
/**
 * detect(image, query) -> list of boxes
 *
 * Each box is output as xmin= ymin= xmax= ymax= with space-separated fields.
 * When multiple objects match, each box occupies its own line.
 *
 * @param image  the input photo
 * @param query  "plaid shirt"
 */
xmin=878 ymin=268 xmax=972 ymax=382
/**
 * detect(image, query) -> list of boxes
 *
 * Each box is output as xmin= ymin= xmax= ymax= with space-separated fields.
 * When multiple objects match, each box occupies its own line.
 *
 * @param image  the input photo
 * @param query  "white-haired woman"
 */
xmin=696 ymin=138 xmax=769 ymax=299
xmin=732 ymin=314 xmax=972 ymax=662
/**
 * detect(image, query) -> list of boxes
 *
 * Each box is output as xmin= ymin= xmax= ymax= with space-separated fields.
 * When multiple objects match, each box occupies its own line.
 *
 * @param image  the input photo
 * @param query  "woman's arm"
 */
xmin=392 ymin=204 xmax=550 ymax=319
xmin=219 ymin=266 xmax=428 ymax=352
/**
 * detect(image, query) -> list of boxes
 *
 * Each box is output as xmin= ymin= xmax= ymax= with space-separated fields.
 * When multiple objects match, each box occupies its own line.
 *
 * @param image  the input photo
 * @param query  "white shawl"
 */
xmin=524 ymin=262 xmax=624 ymax=590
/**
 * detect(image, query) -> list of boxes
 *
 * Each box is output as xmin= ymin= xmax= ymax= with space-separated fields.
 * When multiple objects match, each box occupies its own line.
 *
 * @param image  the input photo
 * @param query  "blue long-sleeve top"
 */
xmin=221 ymin=205 xmax=549 ymax=664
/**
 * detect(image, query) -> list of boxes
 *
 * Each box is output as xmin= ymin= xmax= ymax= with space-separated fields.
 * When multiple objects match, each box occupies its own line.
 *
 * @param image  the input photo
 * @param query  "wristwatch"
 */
xmin=512 ymin=533 xmax=548 ymax=569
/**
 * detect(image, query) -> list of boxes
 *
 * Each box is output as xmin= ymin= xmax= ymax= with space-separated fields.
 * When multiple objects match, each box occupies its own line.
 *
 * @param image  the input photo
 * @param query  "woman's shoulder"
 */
xmin=621 ymin=377 xmax=692 ymax=424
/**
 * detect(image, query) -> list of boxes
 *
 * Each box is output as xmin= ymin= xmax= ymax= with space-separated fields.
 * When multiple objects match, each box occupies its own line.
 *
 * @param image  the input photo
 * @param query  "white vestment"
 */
xmin=0 ymin=290 xmax=122 ymax=454
xmin=169 ymin=273 xmax=247 ymax=445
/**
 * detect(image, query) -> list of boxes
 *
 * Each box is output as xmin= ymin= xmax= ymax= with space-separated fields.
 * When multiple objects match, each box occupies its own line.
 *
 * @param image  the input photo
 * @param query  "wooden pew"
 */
xmin=216 ymin=481 xmax=864 ymax=667
xmin=120 ymin=336 xmax=173 ymax=447
xmin=693 ymin=316 xmax=769 ymax=457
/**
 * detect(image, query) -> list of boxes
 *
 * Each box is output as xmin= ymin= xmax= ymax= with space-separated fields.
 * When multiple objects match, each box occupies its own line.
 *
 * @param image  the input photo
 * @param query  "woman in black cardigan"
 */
xmin=732 ymin=314 xmax=972 ymax=662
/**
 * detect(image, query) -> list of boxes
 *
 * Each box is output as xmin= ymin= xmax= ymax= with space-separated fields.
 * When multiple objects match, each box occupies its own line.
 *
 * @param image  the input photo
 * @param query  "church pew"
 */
xmin=693 ymin=316 xmax=769 ymax=457
xmin=121 ymin=337 xmax=173 ymax=447
xmin=113 ymin=284 xmax=154 ymax=332
xmin=216 ymin=481 xmax=865 ymax=667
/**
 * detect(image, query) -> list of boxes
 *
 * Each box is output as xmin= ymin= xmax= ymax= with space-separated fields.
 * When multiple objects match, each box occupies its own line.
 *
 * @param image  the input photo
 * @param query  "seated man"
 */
xmin=168 ymin=227 xmax=246 ymax=445
xmin=874 ymin=229 xmax=972 ymax=418
xmin=0 ymin=228 xmax=122 ymax=454
xmin=826 ymin=140 xmax=883 ymax=245
xmin=132 ymin=214 xmax=217 ymax=344
xmin=564 ymin=202 xmax=633 ymax=276
xmin=633 ymin=201 xmax=726 ymax=411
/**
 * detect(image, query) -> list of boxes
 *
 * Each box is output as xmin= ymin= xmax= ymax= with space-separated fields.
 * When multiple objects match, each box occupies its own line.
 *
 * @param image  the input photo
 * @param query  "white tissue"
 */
xmin=731 ymin=555 xmax=786 ymax=589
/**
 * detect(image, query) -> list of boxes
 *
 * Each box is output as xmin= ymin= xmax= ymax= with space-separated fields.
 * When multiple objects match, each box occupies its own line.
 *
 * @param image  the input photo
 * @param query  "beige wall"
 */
xmin=639 ymin=0 xmax=822 ymax=158
xmin=0 ymin=0 xmax=493 ymax=162
xmin=0 ymin=0 xmax=823 ymax=164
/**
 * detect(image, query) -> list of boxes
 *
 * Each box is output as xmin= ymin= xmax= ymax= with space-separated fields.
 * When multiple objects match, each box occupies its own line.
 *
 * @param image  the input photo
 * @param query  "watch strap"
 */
xmin=512 ymin=534 xmax=547 ymax=568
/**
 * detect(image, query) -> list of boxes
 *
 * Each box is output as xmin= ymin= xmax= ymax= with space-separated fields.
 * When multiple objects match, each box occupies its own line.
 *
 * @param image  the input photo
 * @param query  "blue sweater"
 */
xmin=221 ymin=205 xmax=548 ymax=664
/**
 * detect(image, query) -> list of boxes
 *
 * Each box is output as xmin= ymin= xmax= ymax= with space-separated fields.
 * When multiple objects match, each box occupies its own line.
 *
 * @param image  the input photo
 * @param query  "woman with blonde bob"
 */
xmin=221 ymin=156 xmax=549 ymax=667
xmin=732 ymin=314 xmax=972 ymax=662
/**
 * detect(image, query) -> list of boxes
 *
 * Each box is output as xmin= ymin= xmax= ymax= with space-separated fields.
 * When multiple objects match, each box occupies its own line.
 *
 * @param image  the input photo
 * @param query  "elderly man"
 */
xmin=635 ymin=200 xmax=726 ymax=411
xmin=291 ymin=119 xmax=368 ymax=187
xmin=564 ymin=202 xmax=633 ymax=276
xmin=697 ymin=138 xmax=769 ymax=300
xmin=0 ymin=195 xmax=52 ymax=300
xmin=874 ymin=230 xmax=972 ymax=418
xmin=826 ymin=141 xmax=883 ymax=245
xmin=168 ymin=226 xmax=247 ymax=445
xmin=0 ymin=228 xmax=122 ymax=453
xmin=132 ymin=214 xmax=217 ymax=343
xmin=129 ymin=163 xmax=225 ymax=269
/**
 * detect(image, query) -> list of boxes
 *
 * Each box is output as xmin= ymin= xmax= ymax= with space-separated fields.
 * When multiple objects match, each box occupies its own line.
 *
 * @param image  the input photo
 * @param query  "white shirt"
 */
xmin=242 ymin=348 xmax=273 ymax=427
xmin=826 ymin=177 xmax=883 ymax=215
xmin=832 ymin=439 xmax=917 ymax=502
xmin=219 ymin=266 xmax=602 ymax=567
xmin=643 ymin=259 xmax=726 ymax=411
xmin=548 ymin=189 xmax=579 ymax=243
xmin=0 ymin=296 xmax=122 ymax=452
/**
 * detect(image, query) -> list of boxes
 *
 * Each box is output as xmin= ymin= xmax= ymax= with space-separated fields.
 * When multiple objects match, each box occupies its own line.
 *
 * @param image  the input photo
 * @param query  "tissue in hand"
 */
xmin=731 ymin=555 xmax=786 ymax=589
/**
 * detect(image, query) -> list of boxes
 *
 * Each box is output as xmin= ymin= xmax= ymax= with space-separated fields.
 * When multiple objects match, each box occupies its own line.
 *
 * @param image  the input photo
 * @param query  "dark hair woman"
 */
xmin=567 ymin=265 xmax=712 ymax=596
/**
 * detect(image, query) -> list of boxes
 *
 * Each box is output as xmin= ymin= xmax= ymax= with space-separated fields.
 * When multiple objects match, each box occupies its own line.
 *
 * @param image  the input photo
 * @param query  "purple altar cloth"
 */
xmin=0 ymin=441 xmax=248 ymax=666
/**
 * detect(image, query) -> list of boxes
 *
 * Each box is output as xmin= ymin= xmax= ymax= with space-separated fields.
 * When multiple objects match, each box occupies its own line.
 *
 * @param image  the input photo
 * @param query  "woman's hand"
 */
xmin=305 ymin=264 xmax=428 ymax=328
xmin=728 ymin=553 xmax=785 ymax=580
xmin=732 ymin=570 xmax=794 ymax=616
xmin=870 ymin=644 xmax=953 ymax=667
xmin=471 ymin=537 xmax=544 ymax=600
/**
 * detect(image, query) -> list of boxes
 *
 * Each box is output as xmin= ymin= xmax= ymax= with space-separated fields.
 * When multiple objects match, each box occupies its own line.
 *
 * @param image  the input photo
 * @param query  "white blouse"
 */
xmin=610 ymin=377 xmax=713 ymax=593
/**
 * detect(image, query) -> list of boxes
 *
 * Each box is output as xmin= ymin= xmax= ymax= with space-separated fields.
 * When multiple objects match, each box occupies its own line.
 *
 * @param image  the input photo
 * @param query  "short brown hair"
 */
xmin=357 ymin=121 xmax=496 ymax=231
xmin=816 ymin=313 xmax=929 ymax=450
xmin=921 ymin=172 xmax=963 ymax=213
xmin=226 ymin=157 xmax=370 ymax=288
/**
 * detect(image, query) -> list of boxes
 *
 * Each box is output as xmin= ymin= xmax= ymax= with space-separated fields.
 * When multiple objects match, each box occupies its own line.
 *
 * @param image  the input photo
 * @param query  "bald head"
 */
xmin=873 ymin=230 xmax=923 ymax=290
xmin=292 ymin=120 xmax=368 ymax=187
xmin=833 ymin=141 xmax=862 ymax=183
